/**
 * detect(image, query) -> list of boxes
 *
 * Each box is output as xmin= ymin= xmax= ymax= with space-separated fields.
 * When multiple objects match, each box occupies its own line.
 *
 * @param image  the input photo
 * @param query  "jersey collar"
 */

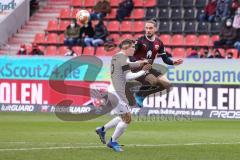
xmin=145 ymin=35 xmax=156 ymax=42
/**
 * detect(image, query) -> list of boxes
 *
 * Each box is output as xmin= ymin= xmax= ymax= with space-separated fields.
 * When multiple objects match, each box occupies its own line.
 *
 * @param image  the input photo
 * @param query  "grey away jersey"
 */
xmin=110 ymin=52 xmax=130 ymax=103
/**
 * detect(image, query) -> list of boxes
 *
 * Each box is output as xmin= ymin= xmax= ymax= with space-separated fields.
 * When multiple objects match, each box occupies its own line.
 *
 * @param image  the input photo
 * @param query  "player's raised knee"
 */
xmin=121 ymin=113 xmax=132 ymax=124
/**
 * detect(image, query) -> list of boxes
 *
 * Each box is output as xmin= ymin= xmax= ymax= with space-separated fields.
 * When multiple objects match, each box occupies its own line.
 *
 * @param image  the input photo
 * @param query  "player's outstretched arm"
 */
xmin=125 ymin=70 xmax=146 ymax=81
xmin=125 ymin=64 xmax=151 ymax=80
xmin=127 ymin=58 xmax=148 ymax=69
xmin=173 ymin=59 xmax=183 ymax=65
xmin=160 ymin=53 xmax=183 ymax=66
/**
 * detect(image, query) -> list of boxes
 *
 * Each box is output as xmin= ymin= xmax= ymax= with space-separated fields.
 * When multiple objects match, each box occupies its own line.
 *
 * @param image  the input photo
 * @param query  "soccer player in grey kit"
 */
xmin=96 ymin=39 xmax=151 ymax=152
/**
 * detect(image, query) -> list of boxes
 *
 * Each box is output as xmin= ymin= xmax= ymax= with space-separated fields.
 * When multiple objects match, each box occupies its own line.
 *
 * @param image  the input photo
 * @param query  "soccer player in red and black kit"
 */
xmin=128 ymin=19 xmax=183 ymax=107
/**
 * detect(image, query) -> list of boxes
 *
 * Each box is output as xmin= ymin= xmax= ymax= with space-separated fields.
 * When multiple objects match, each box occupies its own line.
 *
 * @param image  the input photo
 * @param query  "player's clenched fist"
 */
xmin=139 ymin=59 xmax=149 ymax=67
xmin=142 ymin=64 xmax=152 ymax=71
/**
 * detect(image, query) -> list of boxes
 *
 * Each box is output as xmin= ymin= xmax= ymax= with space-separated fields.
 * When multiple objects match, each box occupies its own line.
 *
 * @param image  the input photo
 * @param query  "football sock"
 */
xmin=103 ymin=116 xmax=121 ymax=132
xmin=111 ymin=121 xmax=128 ymax=142
xmin=134 ymin=85 xmax=160 ymax=107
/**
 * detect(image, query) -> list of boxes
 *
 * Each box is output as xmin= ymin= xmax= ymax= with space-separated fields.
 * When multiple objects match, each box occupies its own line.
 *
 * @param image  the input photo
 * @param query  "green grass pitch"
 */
xmin=0 ymin=112 xmax=240 ymax=160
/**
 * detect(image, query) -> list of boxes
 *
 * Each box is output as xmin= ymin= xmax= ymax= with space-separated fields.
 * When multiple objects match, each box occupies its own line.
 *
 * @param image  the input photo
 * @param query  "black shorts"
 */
xmin=135 ymin=68 xmax=162 ymax=85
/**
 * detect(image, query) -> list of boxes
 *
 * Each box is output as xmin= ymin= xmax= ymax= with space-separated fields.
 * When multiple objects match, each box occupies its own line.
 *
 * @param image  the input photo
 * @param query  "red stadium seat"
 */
xmin=46 ymin=20 xmax=58 ymax=32
xmin=58 ymin=46 xmax=68 ymax=55
xmin=59 ymin=34 xmax=65 ymax=44
xmin=34 ymin=33 xmax=45 ymax=44
xmin=130 ymin=9 xmax=145 ymax=19
xmin=204 ymin=48 xmax=225 ymax=57
xmin=106 ymin=8 xmax=117 ymax=19
xmin=165 ymin=47 xmax=172 ymax=54
xmin=38 ymin=45 xmax=45 ymax=53
xmin=96 ymin=46 xmax=108 ymax=56
xmin=171 ymin=34 xmax=184 ymax=46
xmin=110 ymin=0 xmax=119 ymax=7
xmin=133 ymin=34 xmax=144 ymax=40
xmin=84 ymin=0 xmax=96 ymax=7
xmin=133 ymin=21 xmax=144 ymax=33
xmin=109 ymin=34 xmax=120 ymax=44
xmin=226 ymin=49 xmax=238 ymax=58
xmin=46 ymin=46 xmax=58 ymax=55
xmin=46 ymin=33 xmax=59 ymax=44
xmin=105 ymin=47 xmax=119 ymax=56
xmin=25 ymin=45 xmax=32 ymax=53
xmin=185 ymin=35 xmax=198 ymax=46
xmin=72 ymin=46 xmax=83 ymax=55
xmin=186 ymin=47 xmax=198 ymax=57
xmin=72 ymin=8 xmax=79 ymax=19
xmin=198 ymin=35 xmax=210 ymax=46
xmin=210 ymin=35 xmax=220 ymax=46
xmin=59 ymin=8 xmax=71 ymax=19
xmin=96 ymin=47 xmax=119 ymax=56
xmin=108 ymin=21 xmax=120 ymax=32
xmin=72 ymin=0 xmax=84 ymax=7
xmin=133 ymin=0 xmax=144 ymax=7
xmin=217 ymin=48 xmax=225 ymax=57
xmin=121 ymin=34 xmax=133 ymax=40
xmin=59 ymin=20 xmax=70 ymax=31
xmin=120 ymin=21 xmax=132 ymax=32
xmin=144 ymin=0 xmax=157 ymax=7
xmin=83 ymin=46 xmax=95 ymax=55
xmin=172 ymin=48 xmax=186 ymax=58
xmin=160 ymin=34 xmax=171 ymax=46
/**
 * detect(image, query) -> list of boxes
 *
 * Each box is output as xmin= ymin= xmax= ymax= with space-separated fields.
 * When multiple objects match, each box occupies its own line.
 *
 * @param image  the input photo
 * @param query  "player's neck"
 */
xmin=145 ymin=35 xmax=155 ymax=42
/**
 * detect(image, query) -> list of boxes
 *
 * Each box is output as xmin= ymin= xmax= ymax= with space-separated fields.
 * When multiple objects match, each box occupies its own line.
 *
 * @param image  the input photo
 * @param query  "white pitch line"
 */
xmin=0 ymin=142 xmax=240 ymax=151
xmin=0 ymin=146 xmax=105 ymax=151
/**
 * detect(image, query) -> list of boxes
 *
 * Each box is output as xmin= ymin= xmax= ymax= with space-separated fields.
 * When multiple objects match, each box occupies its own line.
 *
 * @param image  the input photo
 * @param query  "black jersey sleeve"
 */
xmin=161 ymin=54 xmax=174 ymax=65
xmin=157 ymin=41 xmax=166 ymax=56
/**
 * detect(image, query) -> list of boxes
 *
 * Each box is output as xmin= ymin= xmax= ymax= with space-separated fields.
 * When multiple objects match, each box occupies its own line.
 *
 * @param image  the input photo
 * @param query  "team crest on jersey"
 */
xmin=155 ymin=44 xmax=159 ymax=50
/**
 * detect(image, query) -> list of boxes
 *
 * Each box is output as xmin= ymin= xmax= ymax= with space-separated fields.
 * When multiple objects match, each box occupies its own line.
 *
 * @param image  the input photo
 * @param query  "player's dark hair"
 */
xmin=146 ymin=19 xmax=157 ymax=28
xmin=119 ymin=39 xmax=134 ymax=49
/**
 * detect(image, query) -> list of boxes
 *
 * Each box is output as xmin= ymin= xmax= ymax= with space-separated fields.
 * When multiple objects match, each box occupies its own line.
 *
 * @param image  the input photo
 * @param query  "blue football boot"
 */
xmin=107 ymin=138 xmax=123 ymax=152
xmin=95 ymin=127 xmax=106 ymax=144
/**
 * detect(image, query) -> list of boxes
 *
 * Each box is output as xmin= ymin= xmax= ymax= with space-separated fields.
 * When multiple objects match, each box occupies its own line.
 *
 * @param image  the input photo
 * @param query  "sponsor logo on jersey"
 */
xmin=147 ymin=50 xmax=152 ymax=59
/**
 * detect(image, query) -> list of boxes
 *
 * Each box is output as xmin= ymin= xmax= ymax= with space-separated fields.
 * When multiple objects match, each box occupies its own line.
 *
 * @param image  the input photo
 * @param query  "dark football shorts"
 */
xmin=135 ymin=68 xmax=162 ymax=85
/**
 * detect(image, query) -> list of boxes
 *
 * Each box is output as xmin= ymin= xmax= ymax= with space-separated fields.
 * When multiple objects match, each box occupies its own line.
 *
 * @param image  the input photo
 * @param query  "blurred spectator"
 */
xmin=213 ymin=49 xmax=224 ymax=58
xmin=214 ymin=18 xmax=237 ymax=47
xmin=188 ymin=47 xmax=200 ymax=58
xmin=233 ymin=7 xmax=240 ymax=28
xmin=64 ymin=19 xmax=81 ymax=47
xmin=200 ymin=48 xmax=212 ymax=58
xmin=30 ymin=43 xmax=44 ymax=55
xmin=230 ymin=0 xmax=240 ymax=15
xmin=30 ymin=0 xmax=40 ymax=16
xmin=199 ymin=0 xmax=217 ymax=22
xmin=80 ymin=21 xmax=95 ymax=46
xmin=226 ymin=51 xmax=233 ymax=58
xmin=116 ymin=0 xmax=134 ymax=22
xmin=215 ymin=0 xmax=231 ymax=21
xmin=91 ymin=0 xmax=111 ymax=20
xmin=64 ymin=47 xmax=77 ymax=56
xmin=17 ymin=44 xmax=28 ymax=55
xmin=233 ymin=37 xmax=240 ymax=57
xmin=84 ymin=20 xmax=109 ymax=47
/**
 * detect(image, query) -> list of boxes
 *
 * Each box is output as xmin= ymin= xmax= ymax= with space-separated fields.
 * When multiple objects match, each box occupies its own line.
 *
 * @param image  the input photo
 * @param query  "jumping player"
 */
xmin=95 ymin=39 xmax=151 ymax=152
xmin=129 ymin=19 xmax=183 ymax=107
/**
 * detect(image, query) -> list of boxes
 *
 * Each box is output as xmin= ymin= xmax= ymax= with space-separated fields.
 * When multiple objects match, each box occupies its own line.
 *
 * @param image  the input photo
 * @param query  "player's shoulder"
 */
xmin=155 ymin=36 xmax=163 ymax=44
xmin=112 ymin=52 xmax=127 ymax=60
xmin=136 ymin=35 xmax=146 ymax=42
